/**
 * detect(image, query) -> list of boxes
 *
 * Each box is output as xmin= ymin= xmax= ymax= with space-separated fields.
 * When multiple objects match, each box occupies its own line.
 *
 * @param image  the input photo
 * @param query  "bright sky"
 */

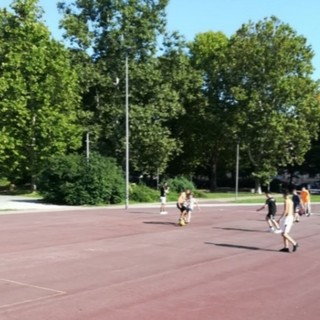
xmin=2 ymin=0 xmax=320 ymax=79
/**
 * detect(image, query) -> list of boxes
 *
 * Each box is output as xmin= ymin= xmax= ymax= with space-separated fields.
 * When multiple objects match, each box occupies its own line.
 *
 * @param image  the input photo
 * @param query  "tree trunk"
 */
xmin=209 ymin=158 xmax=217 ymax=192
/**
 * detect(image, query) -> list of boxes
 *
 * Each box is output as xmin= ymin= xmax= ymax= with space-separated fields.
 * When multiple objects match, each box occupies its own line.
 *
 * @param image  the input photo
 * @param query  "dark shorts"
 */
xmin=177 ymin=203 xmax=187 ymax=213
xmin=266 ymin=212 xmax=276 ymax=220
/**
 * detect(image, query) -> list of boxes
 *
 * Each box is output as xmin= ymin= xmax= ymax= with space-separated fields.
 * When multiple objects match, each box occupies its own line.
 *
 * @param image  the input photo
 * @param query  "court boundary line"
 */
xmin=0 ymin=278 xmax=66 ymax=309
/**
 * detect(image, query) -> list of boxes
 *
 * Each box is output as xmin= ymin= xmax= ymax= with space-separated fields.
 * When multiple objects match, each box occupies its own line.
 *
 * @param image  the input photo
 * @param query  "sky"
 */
xmin=2 ymin=0 xmax=320 ymax=78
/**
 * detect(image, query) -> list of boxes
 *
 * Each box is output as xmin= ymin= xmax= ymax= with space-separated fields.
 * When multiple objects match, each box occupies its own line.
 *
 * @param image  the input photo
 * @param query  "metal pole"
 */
xmin=86 ymin=132 xmax=90 ymax=163
xmin=125 ymin=53 xmax=129 ymax=209
xmin=235 ymin=142 xmax=239 ymax=200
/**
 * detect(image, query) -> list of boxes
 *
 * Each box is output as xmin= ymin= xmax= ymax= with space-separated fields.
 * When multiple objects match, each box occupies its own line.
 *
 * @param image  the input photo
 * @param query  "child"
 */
xmin=184 ymin=192 xmax=200 ymax=223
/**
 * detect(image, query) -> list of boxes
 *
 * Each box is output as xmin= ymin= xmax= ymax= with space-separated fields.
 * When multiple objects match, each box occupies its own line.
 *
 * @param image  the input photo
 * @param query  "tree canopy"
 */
xmin=0 ymin=0 xmax=83 ymax=185
xmin=1 ymin=1 xmax=320 ymax=193
xmin=226 ymin=16 xmax=320 ymax=189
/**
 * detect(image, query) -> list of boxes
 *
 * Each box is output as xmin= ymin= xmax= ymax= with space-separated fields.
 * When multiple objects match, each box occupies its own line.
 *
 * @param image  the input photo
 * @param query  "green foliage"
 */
xmin=129 ymin=183 xmax=159 ymax=203
xmin=0 ymin=178 xmax=9 ymax=187
xmin=166 ymin=176 xmax=195 ymax=193
xmin=159 ymin=40 xmax=205 ymax=178
xmin=58 ymin=0 xmax=185 ymax=177
xmin=2 ymin=1 xmax=320 ymax=193
xmin=187 ymin=31 xmax=233 ymax=190
xmin=0 ymin=0 xmax=83 ymax=183
xmin=226 ymin=16 xmax=320 ymax=186
xmin=37 ymin=152 xmax=125 ymax=205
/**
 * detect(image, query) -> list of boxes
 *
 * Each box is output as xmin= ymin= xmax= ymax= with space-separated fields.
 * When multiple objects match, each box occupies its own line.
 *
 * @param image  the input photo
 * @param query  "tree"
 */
xmin=0 ymin=0 xmax=83 ymax=186
xmin=226 ymin=16 xmax=320 ymax=192
xmin=58 ymin=0 xmax=186 ymax=178
xmin=187 ymin=31 xmax=236 ymax=190
xmin=151 ymin=31 xmax=205 ymax=179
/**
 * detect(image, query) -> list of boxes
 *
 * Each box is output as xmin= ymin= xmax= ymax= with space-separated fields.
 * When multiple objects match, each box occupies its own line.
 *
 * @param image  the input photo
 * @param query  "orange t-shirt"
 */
xmin=300 ymin=190 xmax=310 ymax=203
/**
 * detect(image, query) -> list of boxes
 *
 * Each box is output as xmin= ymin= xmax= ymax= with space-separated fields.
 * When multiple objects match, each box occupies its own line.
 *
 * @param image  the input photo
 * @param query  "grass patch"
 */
xmin=234 ymin=194 xmax=320 ymax=204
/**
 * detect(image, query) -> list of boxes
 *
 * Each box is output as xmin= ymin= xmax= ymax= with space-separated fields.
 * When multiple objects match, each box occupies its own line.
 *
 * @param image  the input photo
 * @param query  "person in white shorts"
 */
xmin=184 ymin=192 xmax=200 ymax=223
xmin=159 ymin=183 xmax=169 ymax=214
xmin=277 ymin=192 xmax=299 ymax=253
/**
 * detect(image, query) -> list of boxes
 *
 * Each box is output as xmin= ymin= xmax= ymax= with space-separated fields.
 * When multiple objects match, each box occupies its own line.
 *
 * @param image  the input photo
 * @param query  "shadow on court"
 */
xmin=143 ymin=221 xmax=178 ymax=226
xmin=205 ymin=242 xmax=278 ymax=252
xmin=130 ymin=211 xmax=158 ymax=215
xmin=213 ymin=227 xmax=266 ymax=233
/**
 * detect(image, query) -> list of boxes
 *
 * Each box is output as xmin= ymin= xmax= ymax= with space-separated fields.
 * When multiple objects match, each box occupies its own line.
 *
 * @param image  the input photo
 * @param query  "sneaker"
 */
xmin=279 ymin=247 xmax=290 ymax=253
xmin=293 ymin=243 xmax=299 ymax=252
xmin=295 ymin=220 xmax=300 ymax=223
xmin=268 ymin=228 xmax=275 ymax=232
xmin=274 ymin=229 xmax=282 ymax=234
xmin=160 ymin=211 xmax=168 ymax=215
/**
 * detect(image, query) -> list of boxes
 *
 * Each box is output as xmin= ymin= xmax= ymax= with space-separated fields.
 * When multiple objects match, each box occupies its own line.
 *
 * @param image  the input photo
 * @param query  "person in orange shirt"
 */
xmin=300 ymin=187 xmax=311 ymax=216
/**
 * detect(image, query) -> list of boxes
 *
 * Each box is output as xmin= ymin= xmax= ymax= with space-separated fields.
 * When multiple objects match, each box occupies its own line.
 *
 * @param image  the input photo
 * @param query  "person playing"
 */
xmin=159 ymin=183 xmax=169 ymax=214
xmin=277 ymin=192 xmax=299 ymax=253
xmin=176 ymin=189 xmax=191 ymax=226
xmin=256 ymin=192 xmax=282 ymax=233
xmin=184 ymin=191 xmax=200 ymax=224
xmin=300 ymin=186 xmax=311 ymax=216
xmin=292 ymin=189 xmax=301 ymax=222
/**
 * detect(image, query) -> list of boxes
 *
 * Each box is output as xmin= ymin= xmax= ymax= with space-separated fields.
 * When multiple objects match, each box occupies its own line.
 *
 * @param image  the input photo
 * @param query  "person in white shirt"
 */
xmin=277 ymin=192 xmax=299 ymax=253
xmin=159 ymin=183 xmax=169 ymax=214
xmin=184 ymin=192 xmax=200 ymax=224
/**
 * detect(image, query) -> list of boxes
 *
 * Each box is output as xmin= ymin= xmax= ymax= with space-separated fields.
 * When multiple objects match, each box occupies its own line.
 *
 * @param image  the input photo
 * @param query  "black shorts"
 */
xmin=266 ymin=212 xmax=276 ymax=220
xmin=177 ymin=203 xmax=187 ymax=213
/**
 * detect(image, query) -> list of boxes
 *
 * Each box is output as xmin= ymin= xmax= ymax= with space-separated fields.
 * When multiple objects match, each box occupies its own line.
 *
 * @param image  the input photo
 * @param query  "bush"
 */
xmin=37 ymin=153 xmax=125 ymax=205
xmin=166 ymin=176 xmax=195 ymax=193
xmin=130 ymin=183 xmax=159 ymax=203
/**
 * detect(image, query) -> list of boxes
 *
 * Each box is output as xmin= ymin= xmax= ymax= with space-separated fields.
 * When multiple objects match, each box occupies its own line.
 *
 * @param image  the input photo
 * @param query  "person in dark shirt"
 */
xmin=292 ymin=189 xmax=301 ymax=222
xmin=256 ymin=192 xmax=282 ymax=233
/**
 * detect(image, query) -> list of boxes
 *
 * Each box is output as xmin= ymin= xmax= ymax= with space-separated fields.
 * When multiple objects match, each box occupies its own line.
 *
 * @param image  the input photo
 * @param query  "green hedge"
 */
xmin=166 ymin=176 xmax=195 ymax=193
xmin=130 ymin=184 xmax=159 ymax=202
xmin=37 ymin=153 xmax=125 ymax=205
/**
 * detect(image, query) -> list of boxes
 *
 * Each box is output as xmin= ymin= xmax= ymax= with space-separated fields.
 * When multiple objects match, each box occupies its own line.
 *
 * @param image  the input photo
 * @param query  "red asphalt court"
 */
xmin=0 ymin=203 xmax=320 ymax=320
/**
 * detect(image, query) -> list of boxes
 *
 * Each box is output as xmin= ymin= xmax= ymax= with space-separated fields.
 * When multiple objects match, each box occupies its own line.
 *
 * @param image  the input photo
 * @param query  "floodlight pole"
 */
xmin=86 ymin=132 xmax=90 ymax=163
xmin=125 ymin=52 xmax=129 ymax=209
xmin=235 ymin=141 xmax=240 ymax=200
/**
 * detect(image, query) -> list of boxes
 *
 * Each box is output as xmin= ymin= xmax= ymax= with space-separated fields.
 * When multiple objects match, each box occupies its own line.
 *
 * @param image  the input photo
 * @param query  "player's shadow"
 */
xmin=205 ymin=242 xmax=278 ymax=252
xmin=214 ymin=227 xmax=265 ymax=233
xmin=130 ymin=211 xmax=158 ymax=215
xmin=143 ymin=221 xmax=178 ymax=227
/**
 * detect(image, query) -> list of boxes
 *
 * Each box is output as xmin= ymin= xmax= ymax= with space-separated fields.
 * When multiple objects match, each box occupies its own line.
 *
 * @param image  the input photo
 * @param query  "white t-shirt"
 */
xmin=186 ymin=196 xmax=197 ymax=210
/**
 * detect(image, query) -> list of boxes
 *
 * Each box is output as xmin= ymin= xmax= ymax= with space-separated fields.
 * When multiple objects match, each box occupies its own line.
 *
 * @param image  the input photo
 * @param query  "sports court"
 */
xmin=0 ymin=202 xmax=319 ymax=320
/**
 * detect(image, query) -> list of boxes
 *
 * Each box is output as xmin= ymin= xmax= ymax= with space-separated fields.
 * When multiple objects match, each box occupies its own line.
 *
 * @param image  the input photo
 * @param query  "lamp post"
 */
xmin=125 ymin=52 xmax=129 ymax=209
xmin=235 ymin=141 xmax=240 ymax=200
xmin=86 ymin=132 xmax=90 ymax=163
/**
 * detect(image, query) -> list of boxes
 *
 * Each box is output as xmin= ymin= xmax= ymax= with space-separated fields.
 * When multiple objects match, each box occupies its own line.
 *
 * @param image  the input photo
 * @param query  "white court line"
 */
xmin=0 ymin=278 xmax=66 ymax=309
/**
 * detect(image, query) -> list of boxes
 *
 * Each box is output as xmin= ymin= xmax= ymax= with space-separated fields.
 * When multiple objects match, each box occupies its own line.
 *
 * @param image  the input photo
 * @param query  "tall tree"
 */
xmin=226 ymin=16 xmax=320 ymax=191
xmin=188 ymin=31 xmax=236 ymax=190
xmin=0 ymin=0 xmax=82 ymax=185
xmin=58 ymin=0 xmax=185 ymax=177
